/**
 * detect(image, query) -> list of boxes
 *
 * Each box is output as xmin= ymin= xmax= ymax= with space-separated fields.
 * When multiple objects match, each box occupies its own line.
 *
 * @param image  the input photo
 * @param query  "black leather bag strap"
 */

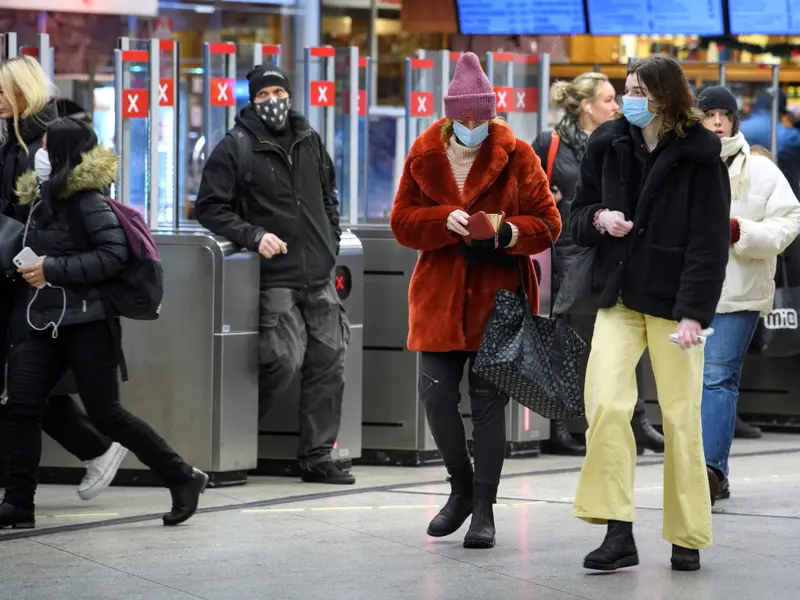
xmin=516 ymin=217 xmax=559 ymax=310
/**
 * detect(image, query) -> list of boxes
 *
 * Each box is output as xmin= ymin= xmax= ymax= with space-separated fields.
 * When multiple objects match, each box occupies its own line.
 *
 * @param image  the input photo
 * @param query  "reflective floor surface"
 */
xmin=1 ymin=433 xmax=799 ymax=600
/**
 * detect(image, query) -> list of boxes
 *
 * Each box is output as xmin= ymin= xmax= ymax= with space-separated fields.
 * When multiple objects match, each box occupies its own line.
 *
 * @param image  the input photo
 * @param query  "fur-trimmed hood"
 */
xmin=15 ymin=145 xmax=118 ymax=205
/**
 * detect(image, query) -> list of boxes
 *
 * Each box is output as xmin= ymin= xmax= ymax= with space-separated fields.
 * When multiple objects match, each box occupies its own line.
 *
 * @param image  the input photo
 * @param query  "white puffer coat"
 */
xmin=718 ymin=134 xmax=800 ymax=315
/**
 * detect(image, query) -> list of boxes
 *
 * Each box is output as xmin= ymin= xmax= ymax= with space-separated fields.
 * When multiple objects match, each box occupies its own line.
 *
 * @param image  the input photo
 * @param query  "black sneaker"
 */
xmin=301 ymin=462 xmax=355 ymax=485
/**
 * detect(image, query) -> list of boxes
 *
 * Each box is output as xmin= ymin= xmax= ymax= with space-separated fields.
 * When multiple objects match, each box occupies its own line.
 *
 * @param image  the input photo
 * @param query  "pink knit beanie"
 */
xmin=444 ymin=52 xmax=496 ymax=122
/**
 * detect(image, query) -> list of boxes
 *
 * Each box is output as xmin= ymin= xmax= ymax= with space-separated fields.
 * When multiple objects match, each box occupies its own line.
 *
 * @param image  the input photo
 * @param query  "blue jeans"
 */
xmin=701 ymin=311 xmax=760 ymax=477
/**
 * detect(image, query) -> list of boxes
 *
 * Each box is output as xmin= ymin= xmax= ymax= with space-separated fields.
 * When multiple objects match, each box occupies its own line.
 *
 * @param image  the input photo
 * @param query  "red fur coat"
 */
xmin=390 ymin=119 xmax=562 ymax=352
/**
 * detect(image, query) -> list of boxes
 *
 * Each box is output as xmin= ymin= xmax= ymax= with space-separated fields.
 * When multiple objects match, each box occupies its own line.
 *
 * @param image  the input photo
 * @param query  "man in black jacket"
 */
xmin=194 ymin=65 xmax=353 ymax=485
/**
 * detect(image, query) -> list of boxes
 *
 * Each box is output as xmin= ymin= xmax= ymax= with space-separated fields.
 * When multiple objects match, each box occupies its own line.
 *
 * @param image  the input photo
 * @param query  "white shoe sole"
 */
xmin=78 ymin=444 xmax=128 ymax=501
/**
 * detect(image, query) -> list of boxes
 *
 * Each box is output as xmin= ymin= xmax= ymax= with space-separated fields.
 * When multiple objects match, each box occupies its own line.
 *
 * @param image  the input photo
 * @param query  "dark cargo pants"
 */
xmin=258 ymin=280 xmax=350 ymax=468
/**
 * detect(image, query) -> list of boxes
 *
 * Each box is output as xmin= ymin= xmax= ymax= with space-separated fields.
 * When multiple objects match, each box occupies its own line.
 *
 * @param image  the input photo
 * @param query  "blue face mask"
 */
xmin=622 ymin=95 xmax=657 ymax=128
xmin=453 ymin=121 xmax=489 ymax=147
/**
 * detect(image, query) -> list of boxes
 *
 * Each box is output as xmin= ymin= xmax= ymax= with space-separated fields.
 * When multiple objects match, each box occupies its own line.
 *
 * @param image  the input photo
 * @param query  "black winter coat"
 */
xmin=194 ymin=106 xmax=341 ymax=290
xmin=0 ymin=100 xmax=57 ymax=219
xmin=532 ymin=130 xmax=582 ymax=278
xmin=13 ymin=145 xmax=128 ymax=335
xmin=569 ymin=117 xmax=731 ymax=328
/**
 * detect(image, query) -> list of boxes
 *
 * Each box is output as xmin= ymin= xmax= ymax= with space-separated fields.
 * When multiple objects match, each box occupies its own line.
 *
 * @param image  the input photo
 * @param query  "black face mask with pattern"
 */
xmin=254 ymin=97 xmax=292 ymax=133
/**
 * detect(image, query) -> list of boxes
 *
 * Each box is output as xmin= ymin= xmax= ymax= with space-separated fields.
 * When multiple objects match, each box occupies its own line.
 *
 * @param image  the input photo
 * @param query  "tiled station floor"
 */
xmin=1 ymin=434 xmax=799 ymax=600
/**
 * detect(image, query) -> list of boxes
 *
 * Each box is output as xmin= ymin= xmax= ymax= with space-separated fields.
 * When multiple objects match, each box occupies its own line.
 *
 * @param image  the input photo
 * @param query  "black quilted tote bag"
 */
xmin=473 ymin=225 xmax=588 ymax=420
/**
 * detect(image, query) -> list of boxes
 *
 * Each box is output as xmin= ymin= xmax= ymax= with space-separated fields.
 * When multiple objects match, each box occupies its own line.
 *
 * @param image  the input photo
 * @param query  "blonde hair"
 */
xmin=0 ymin=56 xmax=53 ymax=155
xmin=550 ymin=72 xmax=610 ymax=121
xmin=440 ymin=117 xmax=507 ymax=143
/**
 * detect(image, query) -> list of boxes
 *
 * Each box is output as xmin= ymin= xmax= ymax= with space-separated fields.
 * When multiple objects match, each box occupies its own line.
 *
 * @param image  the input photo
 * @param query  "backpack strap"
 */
xmin=227 ymin=125 xmax=253 ymax=218
xmin=545 ymin=130 xmax=560 ymax=182
xmin=66 ymin=197 xmax=129 ymax=381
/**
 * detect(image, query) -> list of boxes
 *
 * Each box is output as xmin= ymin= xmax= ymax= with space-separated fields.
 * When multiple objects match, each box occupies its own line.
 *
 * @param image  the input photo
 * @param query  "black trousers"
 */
xmin=258 ymin=280 xmax=350 ymax=469
xmin=4 ymin=320 xmax=192 ymax=509
xmin=419 ymin=351 xmax=507 ymax=487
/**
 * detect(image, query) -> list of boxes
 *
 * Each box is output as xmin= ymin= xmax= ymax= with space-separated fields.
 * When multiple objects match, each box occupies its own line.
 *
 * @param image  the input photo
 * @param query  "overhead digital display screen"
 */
xmin=728 ymin=0 xmax=800 ymax=34
xmin=586 ymin=0 xmax=725 ymax=35
xmin=456 ymin=0 xmax=587 ymax=35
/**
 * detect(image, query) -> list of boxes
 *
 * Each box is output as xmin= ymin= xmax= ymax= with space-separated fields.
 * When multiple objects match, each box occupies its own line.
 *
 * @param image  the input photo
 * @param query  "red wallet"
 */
xmin=465 ymin=211 xmax=505 ymax=247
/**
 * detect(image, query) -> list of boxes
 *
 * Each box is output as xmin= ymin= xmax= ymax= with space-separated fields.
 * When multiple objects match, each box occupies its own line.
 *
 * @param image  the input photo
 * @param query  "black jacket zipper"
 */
xmin=258 ymin=131 xmax=313 ymax=288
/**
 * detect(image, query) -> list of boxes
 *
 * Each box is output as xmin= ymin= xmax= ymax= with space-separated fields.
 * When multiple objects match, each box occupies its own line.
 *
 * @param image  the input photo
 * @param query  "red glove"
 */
xmin=730 ymin=218 xmax=741 ymax=245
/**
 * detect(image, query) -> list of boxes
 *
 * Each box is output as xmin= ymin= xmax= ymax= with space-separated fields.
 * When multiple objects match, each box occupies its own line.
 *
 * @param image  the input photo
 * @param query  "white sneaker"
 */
xmin=77 ymin=442 xmax=128 ymax=501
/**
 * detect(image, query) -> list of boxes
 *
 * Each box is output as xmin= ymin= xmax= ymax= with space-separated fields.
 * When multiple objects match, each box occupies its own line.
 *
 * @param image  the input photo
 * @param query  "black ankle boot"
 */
xmin=632 ymin=400 xmax=664 ymax=454
xmin=162 ymin=467 xmax=209 ymax=526
xmin=463 ymin=483 xmax=496 ymax=549
xmin=671 ymin=544 xmax=700 ymax=571
xmin=583 ymin=520 xmax=639 ymax=571
xmin=0 ymin=501 xmax=35 ymax=529
xmin=427 ymin=462 xmax=474 ymax=537
xmin=734 ymin=416 xmax=762 ymax=439
xmin=545 ymin=419 xmax=586 ymax=456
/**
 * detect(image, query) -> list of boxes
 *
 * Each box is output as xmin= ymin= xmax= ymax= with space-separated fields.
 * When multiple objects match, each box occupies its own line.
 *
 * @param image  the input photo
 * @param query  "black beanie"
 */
xmin=247 ymin=64 xmax=292 ymax=102
xmin=697 ymin=86 xmax=738 ymax=116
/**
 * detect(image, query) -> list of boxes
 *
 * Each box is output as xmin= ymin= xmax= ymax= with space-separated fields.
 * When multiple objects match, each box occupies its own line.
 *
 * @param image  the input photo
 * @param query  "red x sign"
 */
xmin=514 ymin=87 xmax=539 ymax=113
xmin=210 ymin=78 xmax=235 ymax=107
xmin=494 ymin=86 xmax=513 ymax=112
xmin=158 ymin=79 xmax=174 ymax=107
xmin=358 ymin=90 xmax=366 ymax=116
xmin=121 ymin=89 xmax=148 ymax=119
xmin=310 ymin=81 xmax=335 ymax=107
xmin=409 ymin=91 xmax=434 ymax=117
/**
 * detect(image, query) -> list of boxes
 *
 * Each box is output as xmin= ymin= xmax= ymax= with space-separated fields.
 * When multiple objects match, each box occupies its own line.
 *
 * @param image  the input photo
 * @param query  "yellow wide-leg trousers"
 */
xmin=573 ymin=301 xmax=712 ymax=549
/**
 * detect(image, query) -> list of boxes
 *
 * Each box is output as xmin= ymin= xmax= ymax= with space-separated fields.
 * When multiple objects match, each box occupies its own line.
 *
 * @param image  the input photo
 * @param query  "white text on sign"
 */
xmin=310 ymin=81 xmax=335 ymax=107
xmin=409 ymin=91 xmax=434 ymax=117
xmin=210 ymin=78 xmax=235 ymax=107
xmin=121 ymin=89 xmax=148 ymax=119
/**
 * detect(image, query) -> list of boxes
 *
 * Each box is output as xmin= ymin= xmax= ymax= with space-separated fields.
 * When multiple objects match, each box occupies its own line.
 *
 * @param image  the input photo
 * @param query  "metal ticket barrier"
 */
xmin=403 ymin=56 xmax=437 ymax=155
xmin=1 ymin=32 xmax=54 ymax=79
xmin=38 ymin=39 xmax=260 ymax=487
xmin=256 ymin=45 xmax=364 ymax=474
xmin=352 ymin=226 xmax=440 ymax=465
xmin=203 ymin=42 xmax=237 ymax=154
xmin=486 ymin=51 xmax=550 ymax=145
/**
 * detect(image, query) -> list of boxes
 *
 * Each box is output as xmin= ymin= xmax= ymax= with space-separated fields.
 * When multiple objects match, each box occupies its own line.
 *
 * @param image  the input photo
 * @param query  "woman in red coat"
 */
xmin=390 ymin=52 xmax=562 ymax=549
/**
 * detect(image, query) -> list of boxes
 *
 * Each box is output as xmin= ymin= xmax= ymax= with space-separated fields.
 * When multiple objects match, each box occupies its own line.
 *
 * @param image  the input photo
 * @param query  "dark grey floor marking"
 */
xmin=1 ymin=445 xmax=798 ymax=541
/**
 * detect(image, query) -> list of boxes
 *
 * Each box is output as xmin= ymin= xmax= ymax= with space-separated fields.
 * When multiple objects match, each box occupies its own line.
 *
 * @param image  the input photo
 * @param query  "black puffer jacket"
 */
xmin=194 ymin=106 xmax=340 ymax=290
xmin=0 ymin=100 xmax=57 ymax=219
xmin=532 ymin=129 xmax=582 ymax=279
xmin=13 ymin=146 xmax=128 ymax=334
xmin=569 ymin=117 xmax=731 ymax=328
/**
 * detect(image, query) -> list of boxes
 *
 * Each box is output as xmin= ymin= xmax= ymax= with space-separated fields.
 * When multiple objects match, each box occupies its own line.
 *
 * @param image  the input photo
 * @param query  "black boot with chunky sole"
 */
xmin=583 ymin=520 xmax=639 ymax=571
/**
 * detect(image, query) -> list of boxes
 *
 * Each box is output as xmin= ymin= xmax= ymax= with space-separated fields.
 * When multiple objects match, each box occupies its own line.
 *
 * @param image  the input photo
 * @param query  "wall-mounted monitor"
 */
xmin=456 ymin=0 xmax=587 ymax=35
xmin=728 ymin=0 xmax=800 ymax=34
xmin=586 ymin=0 xmax=725 ymax=35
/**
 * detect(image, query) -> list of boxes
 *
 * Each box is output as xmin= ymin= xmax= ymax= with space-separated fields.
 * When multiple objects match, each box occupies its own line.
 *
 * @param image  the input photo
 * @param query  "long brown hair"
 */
xmin=624 ymin=55 xmax=703 ymax=138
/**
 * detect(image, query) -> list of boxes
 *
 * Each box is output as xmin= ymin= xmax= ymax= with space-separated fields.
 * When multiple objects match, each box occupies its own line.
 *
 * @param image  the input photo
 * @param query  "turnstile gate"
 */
xmin=39 ymin=233 xmax=261 ymax=487
xmin=255 ymin=231 xmax=364 ymax=475
xmin=353 ymin=226 xmax=550 ymax=466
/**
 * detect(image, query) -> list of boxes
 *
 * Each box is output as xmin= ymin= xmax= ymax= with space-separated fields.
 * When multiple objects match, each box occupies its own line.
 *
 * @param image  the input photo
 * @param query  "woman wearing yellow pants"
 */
xmin=568 ymin=56 xmax=731 ymax=572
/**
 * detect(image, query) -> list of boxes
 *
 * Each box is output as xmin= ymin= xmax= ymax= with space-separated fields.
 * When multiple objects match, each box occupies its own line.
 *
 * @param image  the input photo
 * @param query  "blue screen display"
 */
xmin=728 ymin=0 xmax=800 ymax=34
xmin=587 ymin=0 xmax=724 ymax=35
xmin=457 ymin=0 xmax=587 ymax=35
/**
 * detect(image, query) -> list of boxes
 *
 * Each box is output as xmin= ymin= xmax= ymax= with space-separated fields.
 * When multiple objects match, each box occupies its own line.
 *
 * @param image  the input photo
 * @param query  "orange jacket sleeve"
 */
xmin=389 ymin=158 xmax=461 ymax=252
xmin=505 ymin=143 xmax=562 ymax=255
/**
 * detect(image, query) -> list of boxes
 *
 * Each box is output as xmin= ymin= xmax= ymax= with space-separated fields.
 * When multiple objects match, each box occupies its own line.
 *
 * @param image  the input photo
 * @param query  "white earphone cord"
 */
xmin=23 ymin=198 xmax=67 ymax=339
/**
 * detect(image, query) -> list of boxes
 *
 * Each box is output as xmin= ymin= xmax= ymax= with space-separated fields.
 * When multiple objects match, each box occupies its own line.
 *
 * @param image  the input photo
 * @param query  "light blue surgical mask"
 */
xmin=622 ymin=95 xmax=657 ymax=128
xmin=453 ymin=121 xmax=489 ymax=148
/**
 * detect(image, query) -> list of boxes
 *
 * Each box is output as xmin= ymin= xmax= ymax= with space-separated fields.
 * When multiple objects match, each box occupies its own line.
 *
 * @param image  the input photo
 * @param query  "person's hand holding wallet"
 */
xmin=458 ymin=210 xmax=514 ymax=265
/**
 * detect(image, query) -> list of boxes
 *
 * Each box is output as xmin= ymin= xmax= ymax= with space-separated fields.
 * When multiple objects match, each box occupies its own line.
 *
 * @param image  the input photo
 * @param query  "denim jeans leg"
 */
xmin=701 ymin=312 xmax=760 ymax=477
